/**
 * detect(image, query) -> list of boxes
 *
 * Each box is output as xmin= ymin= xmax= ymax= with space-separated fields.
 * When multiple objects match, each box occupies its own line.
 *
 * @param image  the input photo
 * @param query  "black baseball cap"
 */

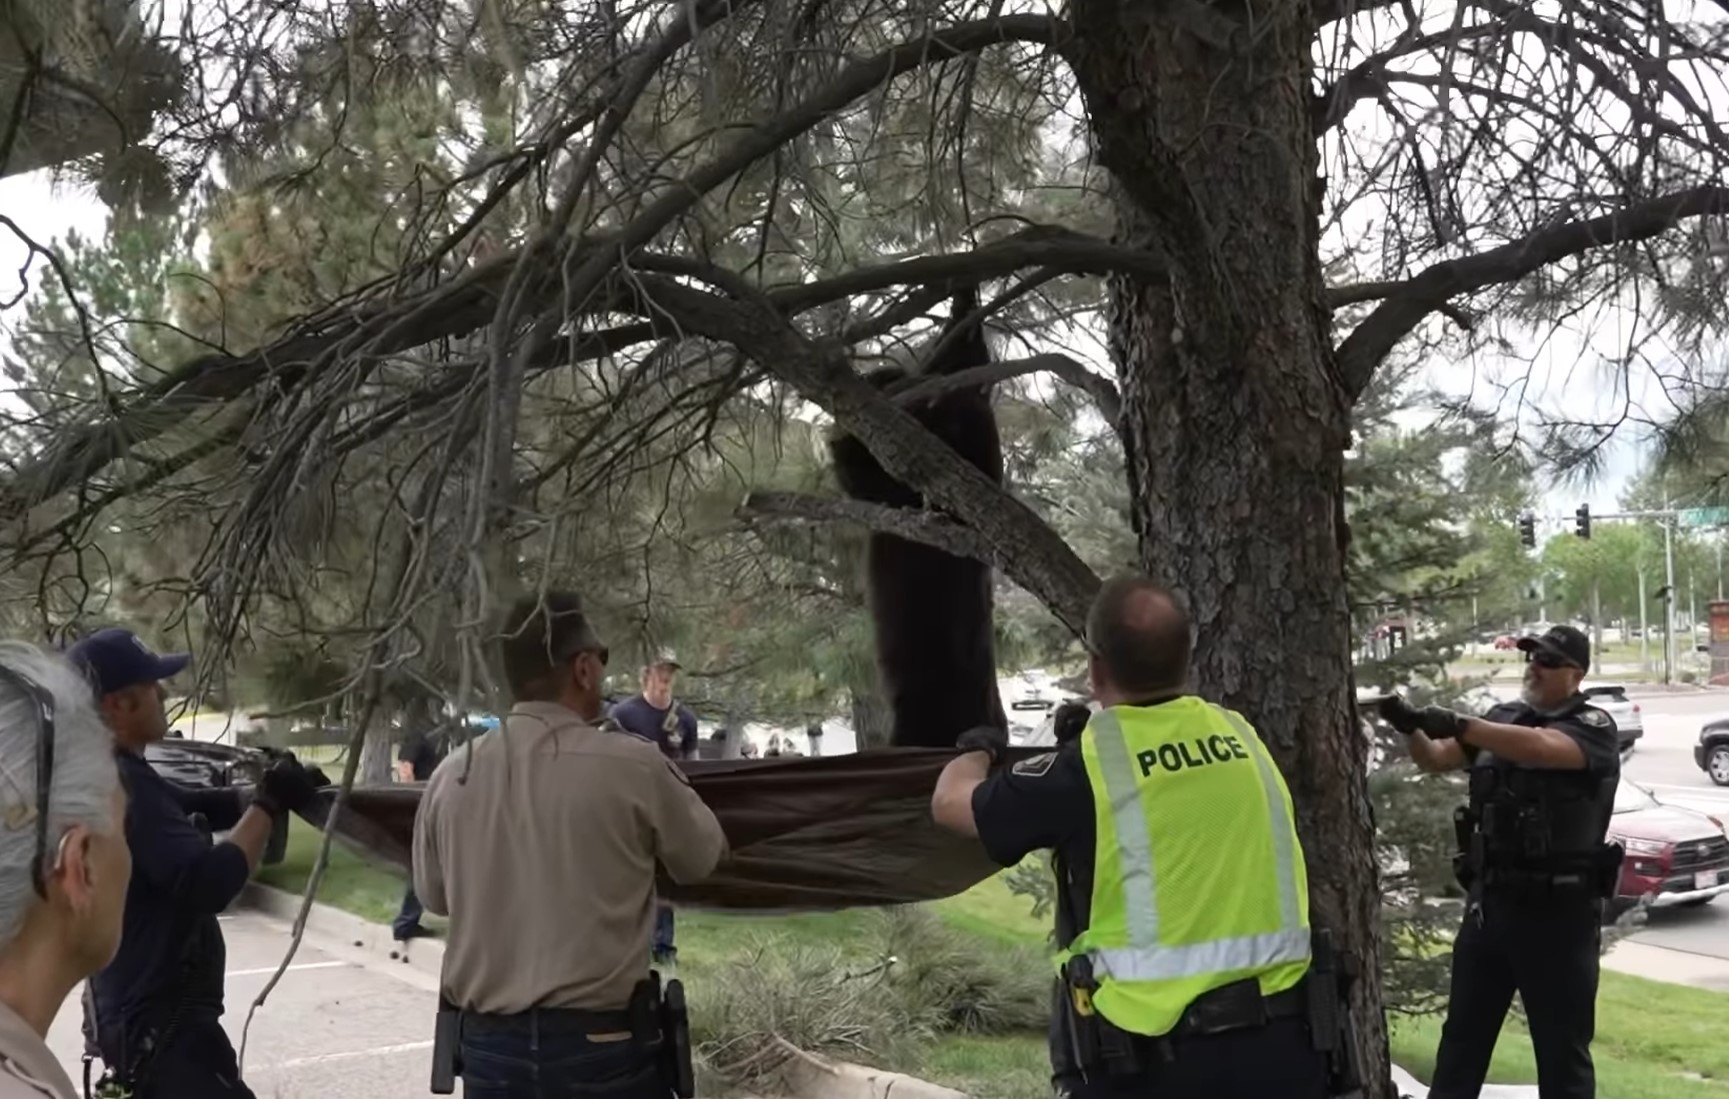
xmin=66 ymin=628 xmax=191 ymax=696
xmin=1516 ymin=625 xmax=1590 ymax=671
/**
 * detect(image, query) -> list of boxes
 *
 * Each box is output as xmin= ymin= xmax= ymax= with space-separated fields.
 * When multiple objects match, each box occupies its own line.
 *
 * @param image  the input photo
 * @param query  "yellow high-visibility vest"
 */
xmin=1054 ymin=697 xmax=1312 ymax=1037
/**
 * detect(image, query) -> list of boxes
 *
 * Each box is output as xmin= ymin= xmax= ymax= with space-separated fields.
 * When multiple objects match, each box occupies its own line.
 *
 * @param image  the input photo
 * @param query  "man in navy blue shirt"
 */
xmin=71 ymin=628 xmax=324 ymax=1099
xmin=607 ymin=651 xmax=699 ymax=964
xmin=392 ymin=722 xmax=449 ymax=943
xmin=608 ymin=651 xmax=699 ymax=762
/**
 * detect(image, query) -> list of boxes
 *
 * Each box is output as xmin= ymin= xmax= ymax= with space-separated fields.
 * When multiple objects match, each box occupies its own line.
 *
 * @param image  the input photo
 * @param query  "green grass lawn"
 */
xmin=1388 ymin=970 xmax=1729 ymax=1096
xmin=255 ymin=815 xmax=427 ymax=928
xmin=257 ymin=819 xmax=1729 ymax=1098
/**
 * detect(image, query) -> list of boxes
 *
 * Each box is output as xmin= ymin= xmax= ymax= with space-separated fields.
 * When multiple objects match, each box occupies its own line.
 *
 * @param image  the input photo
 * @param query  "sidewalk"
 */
xmin=1603 ymin=938 xmax=1729 ymax=992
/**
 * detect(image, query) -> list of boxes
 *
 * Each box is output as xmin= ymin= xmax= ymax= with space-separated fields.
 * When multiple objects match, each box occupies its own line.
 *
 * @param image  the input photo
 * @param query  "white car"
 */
xmin=1581 ymin=682 xmax=1644 ymax=756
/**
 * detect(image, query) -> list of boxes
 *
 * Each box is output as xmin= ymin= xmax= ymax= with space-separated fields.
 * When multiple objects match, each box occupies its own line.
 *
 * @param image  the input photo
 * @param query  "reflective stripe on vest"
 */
xmin=1060 ymin=701 xmax=1311 ymax=1035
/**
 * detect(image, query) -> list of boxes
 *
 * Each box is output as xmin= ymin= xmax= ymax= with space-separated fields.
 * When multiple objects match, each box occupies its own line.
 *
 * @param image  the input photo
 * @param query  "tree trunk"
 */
xmin=1070 ymin=6 xmax=1392 ymax=1095
xmin=850 ymin=687 xmax=894 ymax=751
xmin=360 ymin=722 xmax=394 ymax=786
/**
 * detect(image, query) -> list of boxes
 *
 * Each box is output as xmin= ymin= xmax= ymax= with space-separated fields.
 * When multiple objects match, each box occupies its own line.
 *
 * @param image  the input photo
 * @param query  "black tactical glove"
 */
xmin=956 ymin=726 xmax=1009 ymax=767
xmin=1052 ymin=701 xmax=1091 ymax=746
xmin=1376 ymin=695 xmax=1466 ymax=740
xmin=252 ymin=756 xmax=325 ymax=818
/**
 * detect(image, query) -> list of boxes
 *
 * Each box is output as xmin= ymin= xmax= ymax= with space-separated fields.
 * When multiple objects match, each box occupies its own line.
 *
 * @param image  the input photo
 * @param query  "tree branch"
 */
xmin=550 ymin=13 xmax=1077 ymax=379
xmin=0 ymin=225 xmax=1153 ymax=524
xmin=1335 ymin=185 xmax=1729 ymax=398
xmin=737 ymin=491 xmax=999 ymax=564
xmin=622 ymin=274 xmax=1102 ymax=634
xmin=776 ymin=226 xmax=1165 ymax=310
xmin=889 ymin=353 xmax=1122 ymax=425
xmin=1311 ymin=0 xmax=1405 ymax=27
xmin=0 ymin=14 xmax=1076 ymax=524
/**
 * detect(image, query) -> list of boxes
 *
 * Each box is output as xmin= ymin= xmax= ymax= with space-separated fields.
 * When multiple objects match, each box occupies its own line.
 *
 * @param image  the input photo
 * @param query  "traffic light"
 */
xmin=1518 ymin=512 xmax=1536 ymax=548
xmin=1575 ymin=504 xmax=1591 ymax=539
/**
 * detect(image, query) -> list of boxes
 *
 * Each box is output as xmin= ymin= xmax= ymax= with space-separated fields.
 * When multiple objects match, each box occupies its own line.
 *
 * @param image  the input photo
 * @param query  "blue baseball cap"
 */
xmin=66 ymin=628 xmax=191 ymax=696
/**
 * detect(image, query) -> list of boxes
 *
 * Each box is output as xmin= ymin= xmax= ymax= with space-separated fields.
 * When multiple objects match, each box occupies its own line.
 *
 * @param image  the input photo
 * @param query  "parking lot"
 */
xmin=45 ymin=910 xmax=443 ymax=1099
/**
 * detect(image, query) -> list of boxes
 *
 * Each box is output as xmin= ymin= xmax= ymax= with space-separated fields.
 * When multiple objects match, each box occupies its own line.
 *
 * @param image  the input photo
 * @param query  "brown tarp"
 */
xmin=296 ymin=747 xmax=1044 ymax=911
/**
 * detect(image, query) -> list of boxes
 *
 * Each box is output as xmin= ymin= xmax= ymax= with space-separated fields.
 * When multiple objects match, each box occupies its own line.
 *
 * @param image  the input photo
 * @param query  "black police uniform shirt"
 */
xmin=971 ymin=743 xmax=1099 ymax=943
xmin=1467 ymin=695 xmax=1622 ymax=775
xmin=90 ymin=752 xmax=252 ymax=1026
xmin=1465 ymin=694 xmax=1621 ymax=869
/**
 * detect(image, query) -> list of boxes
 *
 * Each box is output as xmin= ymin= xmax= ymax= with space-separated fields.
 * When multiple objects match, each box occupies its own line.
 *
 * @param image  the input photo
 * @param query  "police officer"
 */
xmin=930 ymin=574 xmax=1347 ymax=1099
xmin=70 ymin=628 xmax=325 ymax=1099
xmin=393 ymin=721 xmax=450 ymax=944
xmin=608 ymin=651 xmax=701 ymax=965
xmin=413 ymin=593 xmax=728 ymax=1098
xmin=0 ymin=642 xmax=133 ymax=1099
xmin=1378 ymin=624 xmax=1620 ymax=1099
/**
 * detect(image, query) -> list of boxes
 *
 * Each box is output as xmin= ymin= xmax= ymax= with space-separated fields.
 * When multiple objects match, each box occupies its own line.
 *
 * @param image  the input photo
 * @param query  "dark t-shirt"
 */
xmin=609 ymin=695 xmax=699 ymax=760
xmin=91 ymin=752 xmax=251 ymax=1026
xmin=398 ymin=727 xmax=448 ymax=781
xmin=970 ymin=744 xmax=1098 ymax=943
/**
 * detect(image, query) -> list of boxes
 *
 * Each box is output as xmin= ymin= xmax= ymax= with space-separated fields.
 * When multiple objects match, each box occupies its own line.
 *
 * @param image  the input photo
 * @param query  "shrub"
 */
xmin=865 ymin=906 xmax=1048 ymax=1036
xmin=1368 ymin=764 xmax=1465 ymax=1017
xmin=686 ymin=935 xmax=933 ymax=1094
xmin=685 ymin=908 xmax=1048 ymax=1094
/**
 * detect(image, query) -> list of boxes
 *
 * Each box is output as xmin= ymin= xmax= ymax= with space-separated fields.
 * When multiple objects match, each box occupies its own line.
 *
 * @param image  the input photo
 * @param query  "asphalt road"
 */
xmin=45 ymin=911 xmax=443 ymax=1099
xmin=1613 ymin=689 xmax=1729 ymax=960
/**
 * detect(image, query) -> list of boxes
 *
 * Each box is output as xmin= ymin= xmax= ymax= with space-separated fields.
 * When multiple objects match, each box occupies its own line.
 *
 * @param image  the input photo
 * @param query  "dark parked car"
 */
xmin=1699 ymin=719 xmax=1729 ymax=787
xmin=143 ymin=738 xmax=290 ymax=865
xmin=1607 ymin=779 xmax=1729 ymax=916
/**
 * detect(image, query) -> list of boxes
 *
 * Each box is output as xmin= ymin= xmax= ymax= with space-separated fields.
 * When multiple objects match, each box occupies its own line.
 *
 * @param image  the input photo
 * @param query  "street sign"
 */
xmin=1680 ymin=507 xmax=1729 ymax=528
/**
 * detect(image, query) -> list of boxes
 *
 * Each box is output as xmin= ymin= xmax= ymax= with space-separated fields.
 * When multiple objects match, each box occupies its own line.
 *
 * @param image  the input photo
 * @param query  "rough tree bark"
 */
xmin=850 ymin=687 xmax=894 ymax=751
xmin=1070 ymin=2 xmax=1390 ymax=1094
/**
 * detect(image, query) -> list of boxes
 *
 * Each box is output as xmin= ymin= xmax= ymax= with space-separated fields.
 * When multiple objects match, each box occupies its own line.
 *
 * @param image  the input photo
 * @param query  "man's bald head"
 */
xmin=1085 ymin=573 xmax=1192 ymax=701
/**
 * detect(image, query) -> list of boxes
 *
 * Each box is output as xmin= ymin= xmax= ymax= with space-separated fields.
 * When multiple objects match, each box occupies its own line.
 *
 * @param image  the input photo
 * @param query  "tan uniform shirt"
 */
xmin=0 ymin=1001 xmax=77 ymax=1099
xmin=413 ymin=701 xmax=728 ymax=1015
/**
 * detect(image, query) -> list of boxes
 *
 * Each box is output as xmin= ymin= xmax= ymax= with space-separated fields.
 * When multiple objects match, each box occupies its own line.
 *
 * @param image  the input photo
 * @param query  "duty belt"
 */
xmin=460 ymin=1006 xmax=635 ymax=1034
xmin=1164 ymin=979 xmax=1306 ymax=1040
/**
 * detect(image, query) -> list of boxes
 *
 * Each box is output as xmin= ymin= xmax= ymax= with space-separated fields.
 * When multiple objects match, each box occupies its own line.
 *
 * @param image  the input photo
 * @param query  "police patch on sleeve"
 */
xmin=1579 ymin=708 xmax=1611 ymax=727
xmin=1011 ymin=751 xmax=1057 ymax=777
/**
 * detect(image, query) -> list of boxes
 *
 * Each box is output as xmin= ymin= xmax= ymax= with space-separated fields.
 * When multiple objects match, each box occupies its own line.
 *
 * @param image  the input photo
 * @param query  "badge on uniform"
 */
xmin=1012 ymin=752 xmax=1056 ymax=777
xmin=1579 ymin=709 xmax=1610 ymax=727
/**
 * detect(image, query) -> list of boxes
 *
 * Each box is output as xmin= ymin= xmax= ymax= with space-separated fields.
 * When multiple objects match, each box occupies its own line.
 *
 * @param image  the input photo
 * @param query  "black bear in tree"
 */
xmin=829 ymin=288 xmax=1008 ymax=750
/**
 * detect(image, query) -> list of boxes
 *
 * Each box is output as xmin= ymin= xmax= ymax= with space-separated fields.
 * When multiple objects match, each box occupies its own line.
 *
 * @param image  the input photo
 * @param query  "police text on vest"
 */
xmin=1136 ymin=735 xmax=1250 ymax=776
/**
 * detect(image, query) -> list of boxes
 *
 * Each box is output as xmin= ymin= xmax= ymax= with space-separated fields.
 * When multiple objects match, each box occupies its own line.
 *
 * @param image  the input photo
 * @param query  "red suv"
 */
xmin=1607 ymin=779 xmax=1729 ymax=916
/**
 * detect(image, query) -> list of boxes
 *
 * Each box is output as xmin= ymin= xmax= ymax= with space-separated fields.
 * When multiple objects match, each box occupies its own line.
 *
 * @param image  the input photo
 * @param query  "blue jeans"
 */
xmin=460 ymin=1010 xmax=666 ymax=1099
xmin=394 ymin=885 xmax=425 ymax=939
xmin=652 ymin=904 xmax=675 ymax=961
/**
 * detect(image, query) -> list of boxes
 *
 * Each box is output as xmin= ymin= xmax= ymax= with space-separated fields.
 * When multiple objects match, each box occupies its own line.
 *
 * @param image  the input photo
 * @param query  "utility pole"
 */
xmin=1639 ymin=561 xmax=1650 ymax=670
xmin=1592 ymin=578 xmax=1603 ymax=664
xmin=1665 ymin=515 xmax=1677 ymax=685
xmin=1690 ymin=567 xmax=1698 ymax=636
xmin=1718 ymin=537 xmax=1724 ymax=601
xmin=1575 ymin=506 xmax=1601 ymax=655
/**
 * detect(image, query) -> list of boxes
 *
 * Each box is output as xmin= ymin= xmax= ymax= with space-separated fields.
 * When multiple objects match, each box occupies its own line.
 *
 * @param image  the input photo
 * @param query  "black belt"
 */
xmin=460 ymin=1005 xmax=634 ymax=1034
xmin=1483 ymin=865 xmax=1595 ymax=889
xmin=1164 ymin=981 xmax=1306 ymax=1040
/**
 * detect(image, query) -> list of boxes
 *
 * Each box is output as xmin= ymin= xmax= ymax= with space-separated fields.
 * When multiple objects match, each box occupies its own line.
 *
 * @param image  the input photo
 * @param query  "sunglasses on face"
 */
xmin=1525 ymin=650 xmax=1577 ymax=671
xmin=0 ymin=663 xmax=56 ymax=899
